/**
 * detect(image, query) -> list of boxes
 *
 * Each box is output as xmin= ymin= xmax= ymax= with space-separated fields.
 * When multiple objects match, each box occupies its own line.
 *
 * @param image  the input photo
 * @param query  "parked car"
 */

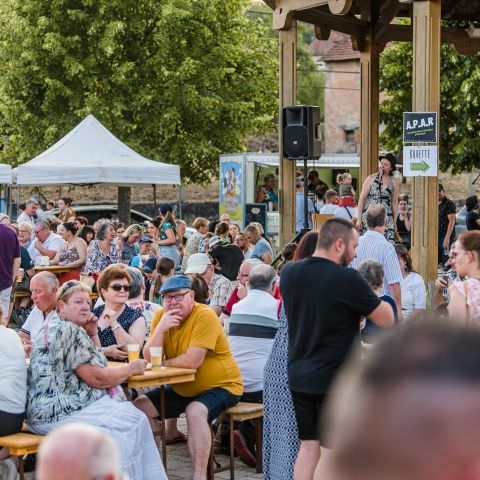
xmin=49 ymin=204 xmax=197 ymax=238
xmin=50 ymin=204 xmax=152 ymax=225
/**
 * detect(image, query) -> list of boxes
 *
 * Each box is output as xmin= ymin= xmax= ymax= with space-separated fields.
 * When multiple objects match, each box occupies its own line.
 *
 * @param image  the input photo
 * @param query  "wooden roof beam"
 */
xmin=273 ymin=0 xmax=355 ymax=30
xmin=295 ymin=8 xmax=367 ymax=50
xmin=380 ymin=24 xmax=480 ymax=54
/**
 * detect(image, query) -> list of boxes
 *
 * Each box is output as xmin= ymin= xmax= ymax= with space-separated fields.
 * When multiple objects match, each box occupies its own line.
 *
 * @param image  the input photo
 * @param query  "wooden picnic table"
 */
xmin=108 ymin=361 xmax=196 ymax=467
xmin=33 ymin=265 xmax=75 ymax=274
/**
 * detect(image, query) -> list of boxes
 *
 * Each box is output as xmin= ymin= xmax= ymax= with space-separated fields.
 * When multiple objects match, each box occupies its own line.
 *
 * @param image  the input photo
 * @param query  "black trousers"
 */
xmin=0 ymin=410 xmax=24 ymax=436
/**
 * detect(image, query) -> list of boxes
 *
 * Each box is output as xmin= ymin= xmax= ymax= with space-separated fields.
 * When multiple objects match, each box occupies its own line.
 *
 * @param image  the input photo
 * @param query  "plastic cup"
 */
xmin=16 ymin=268 xmax=24 ymax=283
xmin=127 ymin=344 xmax=140 ymax=363
xmin=150 ymin=347 xmax=163 ymax=368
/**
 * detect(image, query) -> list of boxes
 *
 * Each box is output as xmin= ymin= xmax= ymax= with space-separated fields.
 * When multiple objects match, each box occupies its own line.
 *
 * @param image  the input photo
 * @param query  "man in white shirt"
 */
xmin=17 ymin=199 xmax=39 ymax=227
xmin=20 ymin=272 xmax=59 ymax=348
xmin=320 ymin=189 xmax=339 ymax=215
xmin=28 ymin=221 xmax=65 ymax=265
xmin=351 ymin=204 xmax=403 ymax=319
xmin=228 ymin=264 xmax=279 ymax=467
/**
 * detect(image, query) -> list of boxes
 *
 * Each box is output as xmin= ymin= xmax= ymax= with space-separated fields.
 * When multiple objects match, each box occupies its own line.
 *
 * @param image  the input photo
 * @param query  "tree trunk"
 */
xmin=117 ymin=186 xmax=131 ymax=225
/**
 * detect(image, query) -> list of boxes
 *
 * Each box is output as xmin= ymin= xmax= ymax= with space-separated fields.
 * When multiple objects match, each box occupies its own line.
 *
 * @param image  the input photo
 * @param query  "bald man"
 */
xmin=37 ymin=423 xmax=123 ymax=480
xmin=324 ymin=320 xmax=480 ymax=480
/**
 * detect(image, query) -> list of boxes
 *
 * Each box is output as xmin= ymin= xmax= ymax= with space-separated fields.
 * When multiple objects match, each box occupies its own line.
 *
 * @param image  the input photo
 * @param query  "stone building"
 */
xmin=311 ymin=32 xmax=360 ymax=155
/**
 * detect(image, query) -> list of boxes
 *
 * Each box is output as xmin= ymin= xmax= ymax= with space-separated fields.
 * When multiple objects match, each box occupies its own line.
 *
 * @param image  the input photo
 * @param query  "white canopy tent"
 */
xmin=0 ymin=164 xmax=12 ymax=184
xmin=13 ymin=115 xmax=181 ymax=186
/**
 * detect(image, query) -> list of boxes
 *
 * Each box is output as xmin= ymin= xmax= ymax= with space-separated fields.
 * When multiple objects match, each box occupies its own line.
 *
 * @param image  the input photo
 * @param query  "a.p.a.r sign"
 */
xmin=403 ymin=112 xmax=437 ymax=144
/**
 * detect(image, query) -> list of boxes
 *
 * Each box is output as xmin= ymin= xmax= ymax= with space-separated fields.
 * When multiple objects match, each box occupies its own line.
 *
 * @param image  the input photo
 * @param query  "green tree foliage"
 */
xmin=0 ymin=0 xmax=277 ymax=183
xmin=247 ymin=4 xmax=325 ymax=113
xmin=380 ymin=41 xmax=480 ymax=174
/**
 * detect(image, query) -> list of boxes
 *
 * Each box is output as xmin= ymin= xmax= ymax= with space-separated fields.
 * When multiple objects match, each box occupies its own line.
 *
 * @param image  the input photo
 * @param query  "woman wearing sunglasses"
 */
xmin=26 ymin=281 xmax=166 ymax=480
xmin=92 ymin=266 xmax=146 ymax=360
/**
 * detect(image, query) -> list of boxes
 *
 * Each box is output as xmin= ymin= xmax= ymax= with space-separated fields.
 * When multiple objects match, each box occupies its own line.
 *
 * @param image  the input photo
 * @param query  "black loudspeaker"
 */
xmin=282 ymin=105 xmax=321 ymax=160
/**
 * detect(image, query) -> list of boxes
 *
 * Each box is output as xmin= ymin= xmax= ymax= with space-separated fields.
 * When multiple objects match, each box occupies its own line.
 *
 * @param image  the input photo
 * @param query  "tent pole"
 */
xmin=152 ymin=184 xmax=158 ymax=215
xmin=178 ymin=185 xmax=183 ymax=219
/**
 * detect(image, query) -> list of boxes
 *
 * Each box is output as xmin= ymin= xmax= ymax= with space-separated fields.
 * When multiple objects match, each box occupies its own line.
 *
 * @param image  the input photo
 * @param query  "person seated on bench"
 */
xmin=19 ymin=272 xmax=59 ymax=353
xmin=26 ymin=281 xmax=166 ymax=480
xmin=135 ymin=274 xmax=243 ymax=480
xmin=0 ymin=303 xmax=27 ymax=476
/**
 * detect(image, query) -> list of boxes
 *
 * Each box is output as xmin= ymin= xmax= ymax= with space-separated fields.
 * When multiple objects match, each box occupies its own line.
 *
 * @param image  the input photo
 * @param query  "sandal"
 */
xmin=166 ymin=433 xmax=187 ymax=445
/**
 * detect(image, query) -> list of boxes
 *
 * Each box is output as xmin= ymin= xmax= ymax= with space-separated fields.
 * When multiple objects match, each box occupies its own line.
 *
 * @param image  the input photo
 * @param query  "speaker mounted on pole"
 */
xmin=282 ymin=105 xmax=321 ymax=160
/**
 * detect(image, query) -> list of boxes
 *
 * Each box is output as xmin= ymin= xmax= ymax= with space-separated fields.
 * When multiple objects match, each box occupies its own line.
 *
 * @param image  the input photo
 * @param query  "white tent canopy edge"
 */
xmin=13 ymin=115 xmax=181 ymax=186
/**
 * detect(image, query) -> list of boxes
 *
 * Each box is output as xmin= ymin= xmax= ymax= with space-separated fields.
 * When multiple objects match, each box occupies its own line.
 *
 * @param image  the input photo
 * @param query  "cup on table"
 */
xmin=127 ymin=344 xmax=140 ymax=363
xmin=150 ymin=346 xmax=163 ymax=368
xmin=16 ymin=268 xmax=24 ymax=283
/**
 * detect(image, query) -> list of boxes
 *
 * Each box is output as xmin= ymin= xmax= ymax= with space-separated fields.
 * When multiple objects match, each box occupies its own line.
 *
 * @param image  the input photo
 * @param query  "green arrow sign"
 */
xmin=410 ymin=161 xmax=430 ymax=172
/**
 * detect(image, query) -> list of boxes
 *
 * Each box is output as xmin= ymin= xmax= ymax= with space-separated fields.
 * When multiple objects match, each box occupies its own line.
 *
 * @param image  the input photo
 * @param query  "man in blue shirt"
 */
xmin=244 ymin=224 xmax=273 ymax=264
xmin=296 ymin=180 xmax=316 ymax=232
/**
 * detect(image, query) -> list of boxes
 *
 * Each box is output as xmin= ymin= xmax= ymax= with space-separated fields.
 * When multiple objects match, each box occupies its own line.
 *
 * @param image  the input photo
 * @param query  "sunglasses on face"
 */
xmin=109 ymin=284 xmax=131 ymax=292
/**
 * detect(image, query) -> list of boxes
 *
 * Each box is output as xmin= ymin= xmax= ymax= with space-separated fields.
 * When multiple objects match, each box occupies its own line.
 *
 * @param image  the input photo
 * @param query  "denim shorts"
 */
xmin=146 ymin=386 xmax=241 ymax=423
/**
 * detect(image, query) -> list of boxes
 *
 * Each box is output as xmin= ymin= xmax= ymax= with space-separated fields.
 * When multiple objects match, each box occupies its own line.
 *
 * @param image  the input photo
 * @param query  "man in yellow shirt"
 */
xmin=134 ymin=275 xmax=243 ymax=480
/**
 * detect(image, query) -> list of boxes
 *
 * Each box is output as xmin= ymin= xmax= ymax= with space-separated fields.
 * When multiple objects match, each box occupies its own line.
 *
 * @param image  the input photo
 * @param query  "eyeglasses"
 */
xmin=162 ymin=291 xmax=190 ymax=304
xmin=109 ymin=284 xmax=131 ymax=292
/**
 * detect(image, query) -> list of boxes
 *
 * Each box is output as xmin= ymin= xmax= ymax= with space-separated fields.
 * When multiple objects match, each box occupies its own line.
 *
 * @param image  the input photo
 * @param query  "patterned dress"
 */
xmin=92 ymin=305 xmax=144 ymax=348
xmin=361 ymin=174 xmax=396 ymax=242
xmin=263 ymin=305 xmax=300 ymax=479
xmin=84 ymin=240 xmax=121 ymax=274
xmin=26 ymin=315 xmax=167 ymax=480
xmin=27 ymin=314 xmax=107 ymax=427
xmin=451 ymin=278 xmax=480 ymax=324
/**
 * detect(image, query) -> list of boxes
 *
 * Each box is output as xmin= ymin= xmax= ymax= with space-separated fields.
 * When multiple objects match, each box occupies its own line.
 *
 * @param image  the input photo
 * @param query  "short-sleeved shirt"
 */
xmin=160 ymin=222 xmax=175 ymax=241
xmin=467 ymin=210 xmax=480 ymax=231
xmin=209 ymin=273 xmax=234 ymax=309
xmin=0 ymin=326 xmax=26 ymax=414
xmin=149 ymin=303 xmax=243 ymax=397
xmin=92 ymin=304 xmax=144 ymax=347
xmin=281 ymin=257 xmax=381 ymax=395
xmin=350 ymin=230 xmax=403 ymax=296
xmin=27 ymin=233 xmax=65 ymax=265
xmin=20 ymin=247 xmax=34 ymax=271
xmin=438 ymin=196 xmax=456 ymax=239
xmin=27 ymin=315 xmax=107 ymax=426
xmin=251 ymin=238 xmax=273 ymax=262
xmin=0 ymin=224 xmax=20 ymax=291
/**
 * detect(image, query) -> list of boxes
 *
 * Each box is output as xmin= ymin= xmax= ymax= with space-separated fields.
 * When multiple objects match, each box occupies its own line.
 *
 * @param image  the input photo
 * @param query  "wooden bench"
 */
xmin=207 ymin=402 xmax=264 ymax=480
xmin=0 ymin=432 xmax=44 ymax=480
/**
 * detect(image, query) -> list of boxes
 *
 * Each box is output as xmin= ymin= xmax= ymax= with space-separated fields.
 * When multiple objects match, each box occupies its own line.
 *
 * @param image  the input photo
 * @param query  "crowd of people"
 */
xmin=1 ymin=161 xmax=479 ymax=480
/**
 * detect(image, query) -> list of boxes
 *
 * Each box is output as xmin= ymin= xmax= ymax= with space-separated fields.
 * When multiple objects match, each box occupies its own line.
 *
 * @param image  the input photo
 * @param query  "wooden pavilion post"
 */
xmin=360 ymin=6 xmax=380 ymax=182
xmin=279 ymin=23 xmax=297 ymax=246
xmin=411 ymin=0 xmax=441 ymax=283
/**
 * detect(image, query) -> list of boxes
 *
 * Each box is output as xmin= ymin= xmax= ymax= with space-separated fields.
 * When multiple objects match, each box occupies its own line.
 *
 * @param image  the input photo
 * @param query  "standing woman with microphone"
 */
xmin=356 ymin=153 xmax=401 ymax=242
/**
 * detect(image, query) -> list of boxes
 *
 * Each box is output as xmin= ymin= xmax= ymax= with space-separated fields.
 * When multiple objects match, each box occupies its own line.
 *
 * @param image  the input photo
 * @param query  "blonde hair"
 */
xmin=122 ymin=224 xmax=143 ymax=240
xmin=18 ymin=222 xmax=33 ymax=233
xmin=56 ymin=281 xmax=92 ymax=305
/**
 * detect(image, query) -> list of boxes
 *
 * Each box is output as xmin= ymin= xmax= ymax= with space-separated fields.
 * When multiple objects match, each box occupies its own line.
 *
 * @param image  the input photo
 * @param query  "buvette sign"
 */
xmin=403 ymin=112 xmax=437 ymax=144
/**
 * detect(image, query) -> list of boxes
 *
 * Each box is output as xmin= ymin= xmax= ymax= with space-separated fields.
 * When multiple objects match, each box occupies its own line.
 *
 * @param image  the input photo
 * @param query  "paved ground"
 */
xmin=166 ymin=418 xmax=263 ymax=480
xmin=23 ymin=416 xmax=264 ymax=480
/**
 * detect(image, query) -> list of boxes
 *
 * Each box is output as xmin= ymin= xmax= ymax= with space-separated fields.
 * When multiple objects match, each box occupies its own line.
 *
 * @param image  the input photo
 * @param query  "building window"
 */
xmin=345 ymin=129 xmax=355 ymax=144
